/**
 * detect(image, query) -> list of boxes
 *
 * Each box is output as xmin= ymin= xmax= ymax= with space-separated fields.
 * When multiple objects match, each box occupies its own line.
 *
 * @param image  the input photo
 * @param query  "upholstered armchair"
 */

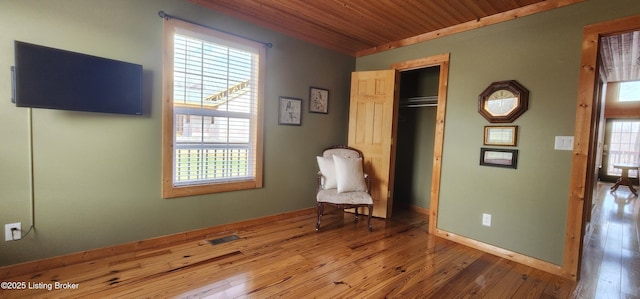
xmin=315 ymin=145 xmax=373 ymax=231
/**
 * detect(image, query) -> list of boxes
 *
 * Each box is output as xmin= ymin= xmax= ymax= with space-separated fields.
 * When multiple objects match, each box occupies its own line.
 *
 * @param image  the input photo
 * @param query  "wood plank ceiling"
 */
xmin=600 ymin=31 xmax=640 ymax=82
xmin=189 ymin=0 xmax=585 ymax=57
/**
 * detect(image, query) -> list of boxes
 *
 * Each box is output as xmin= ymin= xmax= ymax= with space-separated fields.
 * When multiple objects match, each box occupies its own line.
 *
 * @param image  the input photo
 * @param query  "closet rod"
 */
xmin=400 ymin=104 xmax=438 ymax=108
xmin=158 ymin=11 xmax=273 ymax=48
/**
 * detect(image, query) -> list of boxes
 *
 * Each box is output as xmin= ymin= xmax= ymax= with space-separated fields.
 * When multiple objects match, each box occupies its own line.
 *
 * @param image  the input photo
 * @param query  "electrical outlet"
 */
xmin=482 ymin=214 xmax=492 ymax=227
xmin=5 ymin=223 xmax=21 ymax=241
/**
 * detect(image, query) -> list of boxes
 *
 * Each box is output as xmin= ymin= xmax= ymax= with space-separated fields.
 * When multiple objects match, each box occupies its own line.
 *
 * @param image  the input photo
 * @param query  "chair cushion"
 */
xmin=333 ymin=155 xmax=367 ymax=193
xmin=316 ymin=189 xmax=373 ymax=205
xmin=316 ymin=156 xmax=337 ymax=189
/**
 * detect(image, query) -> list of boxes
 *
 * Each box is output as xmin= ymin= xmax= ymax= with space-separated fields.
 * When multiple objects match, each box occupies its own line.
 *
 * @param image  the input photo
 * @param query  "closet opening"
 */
xmin=393 ymin=66 xmax=440 ymax=212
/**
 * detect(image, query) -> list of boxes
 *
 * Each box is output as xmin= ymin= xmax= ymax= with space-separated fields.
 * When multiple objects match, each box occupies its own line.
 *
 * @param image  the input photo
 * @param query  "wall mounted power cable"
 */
xmin=20 ymin=108 xmax=36 ymax=239
xmin=7 ymin=108 xmax=36 ymax=241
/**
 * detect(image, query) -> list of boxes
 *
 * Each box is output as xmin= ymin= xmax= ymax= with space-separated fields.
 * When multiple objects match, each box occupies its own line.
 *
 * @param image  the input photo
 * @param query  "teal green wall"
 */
xmin=0 ymin=0 xmax=354 ymax=267
xmin=357 ymin=0 xmax=640 ymax=265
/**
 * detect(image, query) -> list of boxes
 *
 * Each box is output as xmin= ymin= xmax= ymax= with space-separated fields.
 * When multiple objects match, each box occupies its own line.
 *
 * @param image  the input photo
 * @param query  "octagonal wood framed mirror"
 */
xmin=478 ymin=80 xmax=529 ymax=123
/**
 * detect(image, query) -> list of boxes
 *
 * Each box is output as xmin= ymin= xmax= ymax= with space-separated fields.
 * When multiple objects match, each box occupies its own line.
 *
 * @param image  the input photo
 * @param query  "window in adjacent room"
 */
xmin=606 ymin=120 xmax=640 ymax=177
xmin=618 ymin=81 xmax=640 ymax=102
xmin=162 ymin=18 xmax=265 ymax=198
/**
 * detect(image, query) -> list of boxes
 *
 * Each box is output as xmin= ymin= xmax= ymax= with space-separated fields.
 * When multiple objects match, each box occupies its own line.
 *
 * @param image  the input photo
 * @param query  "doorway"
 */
xmin=390 ymin=54 xmax=450 ymax=234
xmin=393 ymin=66 xmax=440 ymax=212
xmin=569 ymin=14 xmax=640 ymax=280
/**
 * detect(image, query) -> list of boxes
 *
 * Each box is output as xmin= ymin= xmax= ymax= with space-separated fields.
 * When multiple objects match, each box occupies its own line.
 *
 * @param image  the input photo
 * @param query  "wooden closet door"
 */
xmin=348 ymin=70 xmax=399 ymax=218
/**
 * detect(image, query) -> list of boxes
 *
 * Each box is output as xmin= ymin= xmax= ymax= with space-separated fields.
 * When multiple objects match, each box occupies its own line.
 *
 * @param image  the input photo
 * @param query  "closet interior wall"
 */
xmin=394 ymin=66 xmax=440 ymax=211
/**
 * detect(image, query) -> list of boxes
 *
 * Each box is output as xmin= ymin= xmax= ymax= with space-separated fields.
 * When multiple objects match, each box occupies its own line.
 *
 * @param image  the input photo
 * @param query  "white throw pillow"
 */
xmin=317 ymin=156 xmax=337 ymax=189
xmin=333 ymin=155 xmax=367 ymax=193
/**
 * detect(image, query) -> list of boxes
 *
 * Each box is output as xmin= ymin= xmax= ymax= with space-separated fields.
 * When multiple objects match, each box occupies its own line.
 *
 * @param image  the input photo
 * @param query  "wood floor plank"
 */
xmin=622 ymin=194 xmax=640 ymax=297
xmin=449 ymin=256 xmax=516 ymax=298
xmin=511 ymin=268 xmax=553 ymax=298
xmin=381 ymin=245 xmax=470 ymax=297
xmin=481 ymin=261 xmax=534 ymax=298
xmin=350 ymin=239 xmax=464 ymax=297
xmin=385 ymin=245 xmax=486 ymax=298
xmin=622 ymin=248 xmax=640 ymax=297
xmin=270 ymin=259 xmax=368 ymax=298
xmin=427 ymin=253 xmax=501 ymax=298
xmin=542 ymin=274 xmax=577 ymax=298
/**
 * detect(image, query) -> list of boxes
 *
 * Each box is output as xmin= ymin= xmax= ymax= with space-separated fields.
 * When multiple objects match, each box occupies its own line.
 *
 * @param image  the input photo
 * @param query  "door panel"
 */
xmin=348 ymin=70 xmax=399 ymax=218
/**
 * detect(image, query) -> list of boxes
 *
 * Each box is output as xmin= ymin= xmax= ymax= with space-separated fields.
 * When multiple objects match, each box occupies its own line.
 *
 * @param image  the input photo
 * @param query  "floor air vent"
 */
xmin=207 ymin=234 xmax=239 ymax=245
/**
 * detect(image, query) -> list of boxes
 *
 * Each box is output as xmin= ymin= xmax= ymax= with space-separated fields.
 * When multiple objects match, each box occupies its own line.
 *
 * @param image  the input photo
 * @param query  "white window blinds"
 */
xmin=172 ymin=32 xmax=259 ymax=186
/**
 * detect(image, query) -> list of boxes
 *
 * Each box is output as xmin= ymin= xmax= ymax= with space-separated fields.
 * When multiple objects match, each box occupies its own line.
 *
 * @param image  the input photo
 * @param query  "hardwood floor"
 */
xmin=0 ymin=182 xmax=637 ymax=298
xmin=573 ymin=182 xmax=640 ymax=298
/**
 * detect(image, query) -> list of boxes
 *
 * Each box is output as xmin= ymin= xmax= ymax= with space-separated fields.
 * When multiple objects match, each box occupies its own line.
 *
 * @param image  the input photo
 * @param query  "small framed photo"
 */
xmin=279 ymin=97 xmax=302 ymax=125
xmin=484 ymin=126 xmax=518 ymax=146
xmin=309 ymin=87 xmax=329 ymax=114
xmin=480 ymin=148 xmax=519 ymax=169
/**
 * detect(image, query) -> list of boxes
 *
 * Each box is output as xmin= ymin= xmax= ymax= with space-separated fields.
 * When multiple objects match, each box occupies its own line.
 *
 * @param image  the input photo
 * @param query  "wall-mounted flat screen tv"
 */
xmin=12 ymin=41 xmax=143 ymax=115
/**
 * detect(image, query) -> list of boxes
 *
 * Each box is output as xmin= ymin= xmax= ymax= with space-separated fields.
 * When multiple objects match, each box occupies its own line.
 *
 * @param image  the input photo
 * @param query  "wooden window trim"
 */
xmin=161 ymin=18 xmax=265 ymax=198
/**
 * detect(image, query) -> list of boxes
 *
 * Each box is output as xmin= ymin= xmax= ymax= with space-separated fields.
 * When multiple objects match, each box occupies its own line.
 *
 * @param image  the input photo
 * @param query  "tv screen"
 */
xmin=12 ymin=41 xmax=143 ymax=115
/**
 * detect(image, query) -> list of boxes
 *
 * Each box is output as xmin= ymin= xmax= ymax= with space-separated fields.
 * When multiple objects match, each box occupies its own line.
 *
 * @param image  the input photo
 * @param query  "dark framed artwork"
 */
xmin=278 ymin=97 xmax=302 ymax=125
xmin=309 ymin=87 xmax=329 ymax=114
xmin=480 ymin=148 xmax=519 ymax=169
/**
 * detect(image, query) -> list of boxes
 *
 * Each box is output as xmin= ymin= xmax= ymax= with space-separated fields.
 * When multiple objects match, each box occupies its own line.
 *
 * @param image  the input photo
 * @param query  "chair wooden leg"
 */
xmin=354 ymin=207 xmax=359 ymax=223
xmin=367 ymin=204 xmax=373 ymax=232
xmin=316 ymin=202 xmax=323 ymax=230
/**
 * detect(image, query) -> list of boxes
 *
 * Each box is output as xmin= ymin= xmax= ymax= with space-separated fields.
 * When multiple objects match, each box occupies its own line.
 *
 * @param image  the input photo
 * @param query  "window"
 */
xmin=606 ymin=120 xmax=640 ymax=177
xmin=162 ymin=19 xmax=264 ymax=198
xmin=618 ymin=81 xmax=640 ymax=102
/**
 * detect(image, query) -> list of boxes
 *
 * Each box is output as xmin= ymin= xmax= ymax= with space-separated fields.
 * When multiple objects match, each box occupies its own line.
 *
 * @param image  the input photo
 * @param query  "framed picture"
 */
xmin=480 ymin=148 xmax=519 ymax=169
xmin=279 ymin=97 xmax=302 ymax=125
xmin=309 ymin=87 xmax=329 ymax=114
xmin=484 ymin=126 xmax=518 ymax=146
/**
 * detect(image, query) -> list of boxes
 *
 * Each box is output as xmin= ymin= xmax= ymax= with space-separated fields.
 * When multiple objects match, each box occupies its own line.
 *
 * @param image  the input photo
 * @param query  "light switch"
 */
xmin=554 ymin=136 xmax=574 ymax=151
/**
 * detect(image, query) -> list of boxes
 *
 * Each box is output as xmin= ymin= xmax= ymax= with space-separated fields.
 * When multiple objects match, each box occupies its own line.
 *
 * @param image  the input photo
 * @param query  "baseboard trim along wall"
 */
xmin=410 ymin=205 xmax=564 ymax=278
xmin=434 ymin=228 xmax=565 ymax=278
xmin=408 ymin=204 xmax=564 ymax=278
xmin=409 ymin=205 xmax=430 ymax=216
